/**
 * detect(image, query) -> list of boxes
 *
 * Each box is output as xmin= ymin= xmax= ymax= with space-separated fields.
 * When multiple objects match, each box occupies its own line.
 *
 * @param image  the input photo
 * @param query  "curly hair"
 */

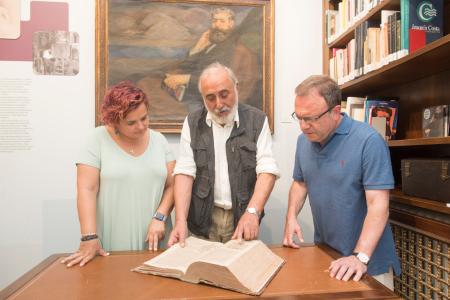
xmin=101 ymin=81 xmax=149 ymax=125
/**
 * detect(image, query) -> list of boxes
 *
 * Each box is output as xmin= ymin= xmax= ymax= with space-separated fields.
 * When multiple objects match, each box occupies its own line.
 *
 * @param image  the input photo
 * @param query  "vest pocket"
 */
xmin=193 ymin=145 xmax=208 ymax=168
xmin=239 ymin=142 xmax=257 ymax=169
xmin=189 ymin=175 xmax=211 ymax=225
xmin=193 ymin=175 xmax=210 ymax=198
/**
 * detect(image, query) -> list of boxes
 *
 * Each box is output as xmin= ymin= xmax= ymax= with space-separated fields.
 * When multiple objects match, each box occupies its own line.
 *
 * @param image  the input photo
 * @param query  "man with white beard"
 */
xmin=168 ymin=62 xmax=279 ymax=246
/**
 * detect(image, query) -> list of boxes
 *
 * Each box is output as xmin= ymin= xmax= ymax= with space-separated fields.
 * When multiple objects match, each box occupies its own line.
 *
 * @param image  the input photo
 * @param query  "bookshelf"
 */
xmin=327 ymin=0 xmax=401 ymax=48
xmin=323 ymin=0 xmax=450 ymax=298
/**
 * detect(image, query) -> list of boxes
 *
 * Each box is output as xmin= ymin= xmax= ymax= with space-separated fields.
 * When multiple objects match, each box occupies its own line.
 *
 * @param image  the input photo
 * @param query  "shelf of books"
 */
xmin=391 ymin=188 xmax=450 ymax=214
xmin=327 ymin=0 xmax=401 ymax=48
xmin=325 ymin=0 xmax=449 ymax=92
xmin=340 ymin=34 xmax=450 ymax=96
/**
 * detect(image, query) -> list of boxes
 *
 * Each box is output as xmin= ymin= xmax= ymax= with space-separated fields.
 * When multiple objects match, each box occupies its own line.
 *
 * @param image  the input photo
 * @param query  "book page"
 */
xmin=143 ymin=237 xmax=221 ymax=274
xmin=195 ymin=239 xmax=258 ymax=267
xmin=227 ymin=241 xmax=285 ymax=294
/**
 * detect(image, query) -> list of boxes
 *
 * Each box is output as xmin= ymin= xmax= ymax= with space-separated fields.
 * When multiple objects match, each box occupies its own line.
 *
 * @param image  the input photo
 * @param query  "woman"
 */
xmin=62 ymin=81 xmax=175 ymax=267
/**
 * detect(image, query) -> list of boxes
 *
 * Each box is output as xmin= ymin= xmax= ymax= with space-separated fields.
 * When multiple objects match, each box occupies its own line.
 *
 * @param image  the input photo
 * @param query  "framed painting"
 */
xmin=96 ymin=0 xmax=274 ymax=132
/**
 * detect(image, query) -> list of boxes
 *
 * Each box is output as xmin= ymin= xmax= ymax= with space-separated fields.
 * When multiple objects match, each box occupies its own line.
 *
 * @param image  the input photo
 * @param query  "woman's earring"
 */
xmin=114 ymin=127 xmax=119 ymax=135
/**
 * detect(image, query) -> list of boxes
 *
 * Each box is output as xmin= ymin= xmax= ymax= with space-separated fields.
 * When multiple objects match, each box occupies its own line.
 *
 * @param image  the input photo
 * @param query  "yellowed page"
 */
xmin=227 ymin=241 xmax=285 ymax=294
xmin=143 ymin=236 xmax=221 ymax=274
xmin=195 ymin=239 xmax=259 ymax=267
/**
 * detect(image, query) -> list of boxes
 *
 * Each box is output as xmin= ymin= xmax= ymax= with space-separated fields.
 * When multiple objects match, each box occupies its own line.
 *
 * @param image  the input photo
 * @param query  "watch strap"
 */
xmin=352 ymin=252 xmax=370 ymax=265
xmin=80 ymin=234 xmax=98 ymax=242
xmin=245 ymin=207 xmax=260 ymax=217
xmin=153 ymin=211 xmax=167 ymax=222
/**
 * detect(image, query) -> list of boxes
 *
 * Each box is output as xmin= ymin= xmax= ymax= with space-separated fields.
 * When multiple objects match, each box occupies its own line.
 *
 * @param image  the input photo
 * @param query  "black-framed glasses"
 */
xmin=291 ymin=106 xmax=335 ymax=125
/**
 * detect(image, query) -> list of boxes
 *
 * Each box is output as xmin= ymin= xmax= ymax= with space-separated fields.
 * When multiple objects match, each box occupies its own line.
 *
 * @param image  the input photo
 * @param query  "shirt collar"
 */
xmin=335 ymin=113 xmax=352 ymax=135
xmin=205 ymin=109 xmax=240 ymax=128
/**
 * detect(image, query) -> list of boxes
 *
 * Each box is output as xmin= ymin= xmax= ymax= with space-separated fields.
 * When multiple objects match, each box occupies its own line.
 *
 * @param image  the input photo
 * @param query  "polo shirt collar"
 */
xmin=205 ymin=109 xmax=240 ymax=128
xmin=335 ymin=113 xmax=352 ymax=135
xmin=312 ymin=113 xmax=351 ymax=150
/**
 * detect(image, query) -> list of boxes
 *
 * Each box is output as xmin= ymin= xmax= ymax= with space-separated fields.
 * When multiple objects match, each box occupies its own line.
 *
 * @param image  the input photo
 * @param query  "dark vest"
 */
xmin=187 ymin=104 xmax=266 ymax=238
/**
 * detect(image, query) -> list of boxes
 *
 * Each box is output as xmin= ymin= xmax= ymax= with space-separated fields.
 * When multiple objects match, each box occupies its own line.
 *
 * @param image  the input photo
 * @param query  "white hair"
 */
xmin=197 ymin=62 xmax=238 ymax=94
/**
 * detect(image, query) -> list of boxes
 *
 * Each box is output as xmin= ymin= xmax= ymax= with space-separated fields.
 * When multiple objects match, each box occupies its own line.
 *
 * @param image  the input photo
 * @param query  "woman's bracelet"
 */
xmin=80 ymin=233 xmax=98 ymax=242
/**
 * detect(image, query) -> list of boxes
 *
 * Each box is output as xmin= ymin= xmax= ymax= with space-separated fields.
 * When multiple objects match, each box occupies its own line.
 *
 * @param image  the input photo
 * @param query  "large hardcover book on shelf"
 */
xmin=365 ymin=99 xmax=399 ymax=140
xmin=409 ymin=0 xmax=444 ymax=52
xmin=133 ymin=237 xmax=285 ymax=296
xmin=422 ymin=105 xmax=449 ymax=137
xmin=400 ymin=0 xmax=410 ymax=53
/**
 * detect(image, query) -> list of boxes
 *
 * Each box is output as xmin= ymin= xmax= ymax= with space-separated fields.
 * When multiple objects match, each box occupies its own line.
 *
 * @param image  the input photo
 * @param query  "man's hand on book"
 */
xmin=167 ymin=221 xmax=188 ymax=248
xmin=232 ymin=212 xmax=259 ymax=241
xmin=61 ymin=239 xmax=109 ymax=267
xmin=282 ymin=218 xmax=304 ymax=249
xmin=146 ymin=219 xmax=165 ymax=251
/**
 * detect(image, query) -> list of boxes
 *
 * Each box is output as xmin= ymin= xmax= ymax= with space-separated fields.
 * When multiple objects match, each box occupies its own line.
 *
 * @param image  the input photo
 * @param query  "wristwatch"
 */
xmin=245 ymin=207 xmax=260 ymax=217
xmin=353 ymin=252 xmax=370 ymax=265
xmin=153 ymin=211 xmax=167 ymax=222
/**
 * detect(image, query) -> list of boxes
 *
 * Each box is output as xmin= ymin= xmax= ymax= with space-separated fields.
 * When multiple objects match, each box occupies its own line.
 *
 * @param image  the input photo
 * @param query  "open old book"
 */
xmin=133 ymin=236 xmax=285 ymax=295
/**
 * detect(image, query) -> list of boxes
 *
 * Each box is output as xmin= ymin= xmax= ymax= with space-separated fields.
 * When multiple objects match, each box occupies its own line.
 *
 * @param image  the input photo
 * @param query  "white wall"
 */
xmin=0 ymin=0 xmax=322 ymax=289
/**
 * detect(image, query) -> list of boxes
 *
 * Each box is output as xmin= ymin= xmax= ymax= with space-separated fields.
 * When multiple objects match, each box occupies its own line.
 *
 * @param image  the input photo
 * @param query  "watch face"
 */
xmin=153 ymin=212 xmax=166 ymax=221
xmin=357 ymin=252 xmax=370 ymax=264
xmin=247 ymin=207 xmax=256 ymax=214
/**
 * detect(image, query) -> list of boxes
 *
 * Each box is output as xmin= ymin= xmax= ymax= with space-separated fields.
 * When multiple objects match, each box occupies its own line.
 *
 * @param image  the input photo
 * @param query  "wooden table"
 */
xmin=0 ymin=245 xmax=400 ymax=299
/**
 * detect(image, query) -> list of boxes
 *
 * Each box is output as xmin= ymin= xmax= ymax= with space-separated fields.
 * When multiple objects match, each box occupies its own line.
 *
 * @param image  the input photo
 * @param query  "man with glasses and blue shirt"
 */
xmin=282 ymin=75 xmax=400 ymax=290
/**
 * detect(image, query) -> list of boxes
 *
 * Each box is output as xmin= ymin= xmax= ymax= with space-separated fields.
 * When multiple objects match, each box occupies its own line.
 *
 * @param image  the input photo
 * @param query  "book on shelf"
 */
xmin=364 ymin=99 xmax=399 ymax=140
xmin=408 ymin=0 xmax=444 ymax=53
xmin=346 ymin=96 xmax=366 ymax=121
xmin=326 ymin=10 xmax=339 ymax=43
xmin=380 ymin=10 xmax=398 ymax=64
xmin=133 ymin=236 xmax=285 ymax=296
xmin=400 ymin=0 xmax=410 ymax=54
xmin=422 ymin=105 xmax=449 ymax=138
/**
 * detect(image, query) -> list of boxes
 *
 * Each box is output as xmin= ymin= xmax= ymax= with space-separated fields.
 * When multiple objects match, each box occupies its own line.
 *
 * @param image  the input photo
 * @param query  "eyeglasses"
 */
xmin=291 ymin=106 xmax=335 ymax=124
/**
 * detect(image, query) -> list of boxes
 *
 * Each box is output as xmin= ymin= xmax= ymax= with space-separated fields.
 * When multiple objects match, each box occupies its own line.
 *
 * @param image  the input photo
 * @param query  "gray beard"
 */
xmin=210 ymin=102 xmax=238 ymax=126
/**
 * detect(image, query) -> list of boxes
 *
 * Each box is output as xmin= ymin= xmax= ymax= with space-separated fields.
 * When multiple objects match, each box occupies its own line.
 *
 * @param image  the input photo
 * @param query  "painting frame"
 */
xmin=95 ymin=0 xmax=274 ymax=133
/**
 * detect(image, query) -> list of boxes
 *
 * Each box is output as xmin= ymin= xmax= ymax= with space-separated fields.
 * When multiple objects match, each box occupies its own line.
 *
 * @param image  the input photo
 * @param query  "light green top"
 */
xmin=77 ymin=126 xmax=175 ymax=251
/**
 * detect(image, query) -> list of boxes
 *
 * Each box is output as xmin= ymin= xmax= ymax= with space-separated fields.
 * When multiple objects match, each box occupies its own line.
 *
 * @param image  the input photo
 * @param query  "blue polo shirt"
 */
xmin=293 ymin=113 xmax=401 ymax=276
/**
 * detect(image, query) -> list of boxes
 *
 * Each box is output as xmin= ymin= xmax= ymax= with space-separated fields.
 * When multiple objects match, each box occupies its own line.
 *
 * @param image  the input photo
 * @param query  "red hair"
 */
xmin=101 ymin=81 xmax=149 ymax=125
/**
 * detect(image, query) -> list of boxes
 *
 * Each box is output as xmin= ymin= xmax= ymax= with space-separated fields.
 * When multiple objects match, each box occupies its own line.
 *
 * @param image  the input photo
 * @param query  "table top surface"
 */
xmin=1 ymin=244 xmax=400 ymax=300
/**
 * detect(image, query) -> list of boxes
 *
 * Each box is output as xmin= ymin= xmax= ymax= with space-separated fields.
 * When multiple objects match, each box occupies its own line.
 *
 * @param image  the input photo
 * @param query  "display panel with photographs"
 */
xmin=32 ymin=31 xmax=79 ymax=76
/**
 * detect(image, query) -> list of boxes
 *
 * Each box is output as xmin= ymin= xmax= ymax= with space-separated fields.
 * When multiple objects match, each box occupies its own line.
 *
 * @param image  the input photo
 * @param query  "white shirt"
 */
xmin=174 ymin=110 xmax=280 ymax=209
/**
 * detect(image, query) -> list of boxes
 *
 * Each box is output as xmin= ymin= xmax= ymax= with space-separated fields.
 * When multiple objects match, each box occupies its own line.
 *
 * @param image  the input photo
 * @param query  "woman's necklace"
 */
xmin=117 ymin=134 xmax=137 ymax=155
xmin=113 ymin=127 xmax=147 ymax=155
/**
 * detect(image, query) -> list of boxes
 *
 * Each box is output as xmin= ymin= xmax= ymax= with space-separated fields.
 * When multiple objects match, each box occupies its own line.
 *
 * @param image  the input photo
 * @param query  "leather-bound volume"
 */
xmin=401 ymin=159 xmax=450 ymax=203
xmin=133 ymin=237 xmax=284 ymax=295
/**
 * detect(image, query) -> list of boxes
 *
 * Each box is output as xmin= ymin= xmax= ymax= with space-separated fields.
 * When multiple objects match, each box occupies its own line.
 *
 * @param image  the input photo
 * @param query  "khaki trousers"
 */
xmin=190 ymin=206 xmax=234 ymax=243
